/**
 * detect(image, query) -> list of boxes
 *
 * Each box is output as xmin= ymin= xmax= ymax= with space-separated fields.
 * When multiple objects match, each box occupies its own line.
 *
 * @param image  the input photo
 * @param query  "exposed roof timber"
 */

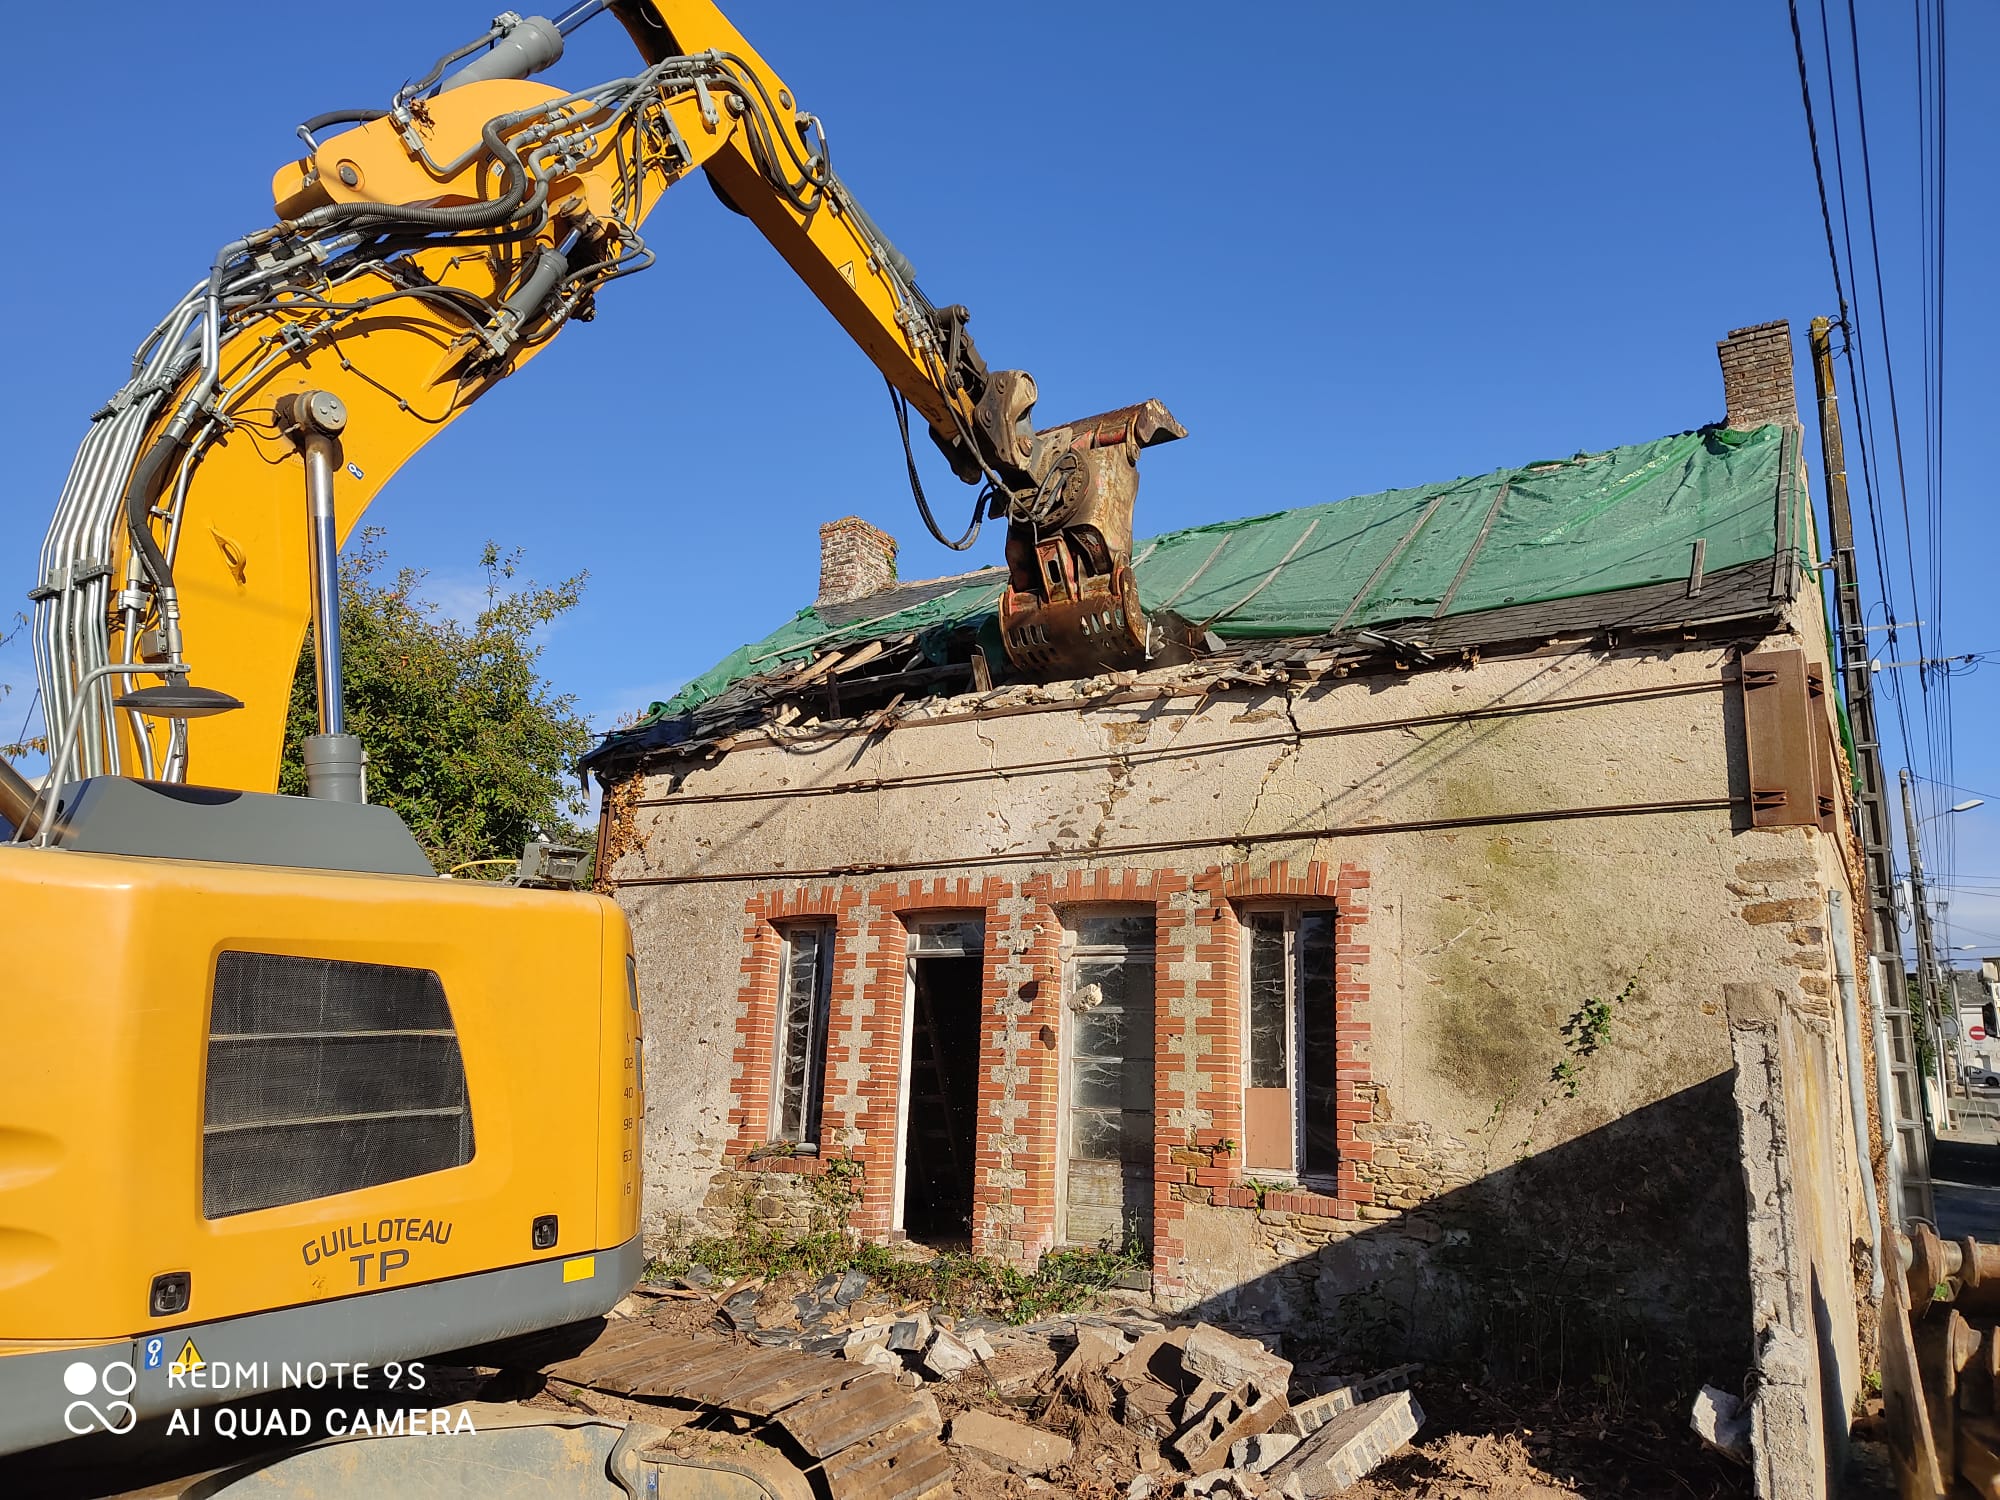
xmin=584 ymin=559 xmax=1787 ymax=780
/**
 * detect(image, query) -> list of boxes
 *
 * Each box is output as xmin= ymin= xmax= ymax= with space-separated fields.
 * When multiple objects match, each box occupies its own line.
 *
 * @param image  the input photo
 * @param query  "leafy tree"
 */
xmin=279 ymin=530 xmax=592 ymax=872
xmin=1 ymin=612 xmax=44 ymax=762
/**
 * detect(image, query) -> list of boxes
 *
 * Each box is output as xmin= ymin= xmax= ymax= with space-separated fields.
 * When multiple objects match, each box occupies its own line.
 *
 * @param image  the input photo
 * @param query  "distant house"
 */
xmin=585 ymin=323 xmax=1875 ymax=1442
xmin=1943 ymin=964 xmax=2000 ymax=1075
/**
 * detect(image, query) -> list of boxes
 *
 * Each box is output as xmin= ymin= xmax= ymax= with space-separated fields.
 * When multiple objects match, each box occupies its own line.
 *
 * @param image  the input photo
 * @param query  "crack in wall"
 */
xmin=1235 ymin=686 xmax=1305 ymax=854
xmin=1084 ymin=754 xmax=1135 ymax=853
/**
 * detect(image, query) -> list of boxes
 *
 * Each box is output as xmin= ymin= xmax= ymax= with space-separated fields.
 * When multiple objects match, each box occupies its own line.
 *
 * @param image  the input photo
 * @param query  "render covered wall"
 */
xmin=604 ymin=619 xmax=1870 ymax=1401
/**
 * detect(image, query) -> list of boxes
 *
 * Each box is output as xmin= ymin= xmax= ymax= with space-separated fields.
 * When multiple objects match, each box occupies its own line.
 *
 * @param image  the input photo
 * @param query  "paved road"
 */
xmin=1932 ymin=1092 xmax=2000 ymax=1240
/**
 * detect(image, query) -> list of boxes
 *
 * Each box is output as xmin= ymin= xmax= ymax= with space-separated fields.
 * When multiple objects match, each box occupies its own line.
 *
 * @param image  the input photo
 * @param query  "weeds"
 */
xmin=642 ymin=1148 xmax=1141 ymax=1324
xmin=645 ymin=1235 xmax=1144 ymax=1325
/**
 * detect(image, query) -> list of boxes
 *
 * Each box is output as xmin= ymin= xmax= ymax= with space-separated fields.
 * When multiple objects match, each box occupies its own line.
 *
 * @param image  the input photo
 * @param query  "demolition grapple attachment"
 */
xmin=997 ymin=399 xmax=1186 ymax=677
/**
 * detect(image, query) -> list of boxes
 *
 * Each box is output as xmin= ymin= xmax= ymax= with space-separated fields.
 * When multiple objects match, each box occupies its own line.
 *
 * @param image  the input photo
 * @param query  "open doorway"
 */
xmin=901 ymin=919 xmax=984 ymax=1247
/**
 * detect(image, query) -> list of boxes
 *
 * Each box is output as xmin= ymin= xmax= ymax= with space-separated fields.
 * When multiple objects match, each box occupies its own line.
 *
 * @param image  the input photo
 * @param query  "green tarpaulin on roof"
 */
xmin=642 ymin=422 xmax=1793 ymax=723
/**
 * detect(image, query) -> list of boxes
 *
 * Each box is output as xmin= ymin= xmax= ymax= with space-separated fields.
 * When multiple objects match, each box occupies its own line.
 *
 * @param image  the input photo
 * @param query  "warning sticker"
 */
xmin=172 ymin=1338 xmax=204 ymax=1376
xmin=837 ymin=260 xmax=856 ymax=286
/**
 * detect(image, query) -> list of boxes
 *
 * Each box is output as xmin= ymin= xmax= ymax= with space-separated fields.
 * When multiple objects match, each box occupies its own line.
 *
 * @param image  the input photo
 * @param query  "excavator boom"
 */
xmin=0 ymin=3 xmax=1181 ymax=1466
xmin=27 ymin=0 xmax=1178 ymax=802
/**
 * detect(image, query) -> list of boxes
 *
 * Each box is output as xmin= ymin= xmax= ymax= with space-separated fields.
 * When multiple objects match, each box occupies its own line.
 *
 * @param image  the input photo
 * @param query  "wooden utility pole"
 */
xmin=1810 ymin=315 xmax=1931 ymax=1221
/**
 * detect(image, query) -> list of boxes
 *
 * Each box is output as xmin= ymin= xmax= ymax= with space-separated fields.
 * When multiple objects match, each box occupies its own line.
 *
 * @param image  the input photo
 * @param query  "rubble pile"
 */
xmin=640 ymin=1266 xmax=1427 ymax=1496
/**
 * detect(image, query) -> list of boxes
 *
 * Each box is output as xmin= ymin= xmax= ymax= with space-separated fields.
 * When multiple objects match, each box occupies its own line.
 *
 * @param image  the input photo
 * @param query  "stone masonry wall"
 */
xmin=611 ymin=616 xmax=1868 ymax=1399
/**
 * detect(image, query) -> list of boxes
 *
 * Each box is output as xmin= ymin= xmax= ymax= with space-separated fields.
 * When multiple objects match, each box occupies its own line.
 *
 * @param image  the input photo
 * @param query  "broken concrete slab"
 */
xmin=947 ymin=1408 xmax=1075 ymax=1476
xmin=1057 ymin=1325 xmax=1126 ymax=1382
xmin=922 ymin=1328 xmax=979 ymax=1380
xmin=1110 ymin=1326 xmax=1191 ymax=1386
xmin=1183 ymin=1325 xmax=1293 ymax=1394
xmin=1232 ymin=1430 xmax=1301 ymax=1473
xmin=1170 ymin=1377 xmax=1288 ymax=1474
xmin=978 ymin=1341 xmax=1058 ymax=1394
xmin=1690 ymin=1383 xmax=1752 ymax=1463
xmin=1265 ymin=1391 xmax=1423 ymax=1497
xmin=1276 ymin=1390 xmax=1349 ymax=1438
xmin=1280 ymin=1364 xmax=1421 ymax=1437
xmin=1177 ymin=1378 xmax=1225 ymax=1427
xmin=852 ymin=1342 xmax=903 ymax=1373
xmin=1120 ymin=1377 xmax=1181 ymax=1440
xmin=1344 ymin=1363 xmax=1419 ymax=1404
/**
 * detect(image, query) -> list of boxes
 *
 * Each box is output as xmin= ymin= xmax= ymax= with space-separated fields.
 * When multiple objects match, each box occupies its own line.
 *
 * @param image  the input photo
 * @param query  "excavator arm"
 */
xmin=25 ymin=0 xmax=1179 ymax=806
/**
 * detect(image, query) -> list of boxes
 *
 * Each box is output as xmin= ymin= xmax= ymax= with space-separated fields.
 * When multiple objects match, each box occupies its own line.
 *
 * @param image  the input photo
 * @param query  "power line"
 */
xmin=1787 ymin=0 xmax=1849 ymax=317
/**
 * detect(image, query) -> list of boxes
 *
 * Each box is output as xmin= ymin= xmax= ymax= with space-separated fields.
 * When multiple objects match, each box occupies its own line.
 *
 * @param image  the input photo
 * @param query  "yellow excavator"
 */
xmin=0 ymin=0 xmax=1180 ymax=1468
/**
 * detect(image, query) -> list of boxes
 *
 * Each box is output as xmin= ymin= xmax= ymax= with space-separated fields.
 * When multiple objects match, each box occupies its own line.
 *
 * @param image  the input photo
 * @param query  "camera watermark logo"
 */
xmin=62 ymin=1358 xmax=138 ymax=1436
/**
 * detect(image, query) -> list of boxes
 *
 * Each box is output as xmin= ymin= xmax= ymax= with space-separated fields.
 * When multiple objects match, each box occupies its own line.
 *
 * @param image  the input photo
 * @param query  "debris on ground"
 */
xmin=948 ymin=1407 xmax=1077 ymax=1476
xmin=1688 ymin=1383 xmax=1752 ymax=1463
xmin=528 ymin=1263 xmax=1745 ymax=1497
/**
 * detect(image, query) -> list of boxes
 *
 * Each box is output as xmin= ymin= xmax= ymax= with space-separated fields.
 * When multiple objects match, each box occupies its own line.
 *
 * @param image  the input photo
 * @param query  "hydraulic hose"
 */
xmin=298 ymin=109 xmax=535 ymax=234
xmin=122 ymin=419 xmax=193 ymax=594
xmin=299 ymin=108 xmax=386 ymax=134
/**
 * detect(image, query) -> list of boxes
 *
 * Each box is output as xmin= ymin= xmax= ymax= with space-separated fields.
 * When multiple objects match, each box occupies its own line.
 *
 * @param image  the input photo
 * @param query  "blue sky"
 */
xmin=5 ymin=3 xmax=1994 ymax=949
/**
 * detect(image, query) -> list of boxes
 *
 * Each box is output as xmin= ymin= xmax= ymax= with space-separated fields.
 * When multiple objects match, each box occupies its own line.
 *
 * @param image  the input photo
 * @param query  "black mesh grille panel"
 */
xmin=204 ymin=953 xmax=474 ymax=1218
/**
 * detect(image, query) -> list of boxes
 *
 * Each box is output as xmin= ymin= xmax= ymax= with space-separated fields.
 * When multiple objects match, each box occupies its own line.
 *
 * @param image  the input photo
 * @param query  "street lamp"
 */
xmin=1924 ymin=798 xmax=1986 ymax=821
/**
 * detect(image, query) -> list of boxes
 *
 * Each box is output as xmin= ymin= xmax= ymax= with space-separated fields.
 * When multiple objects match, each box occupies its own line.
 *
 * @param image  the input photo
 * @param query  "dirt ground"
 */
xmin=936 ymin=1366 xmax=1750 ymax=1498
xmin=1341 ymin=1381 xmax=1748 ymax=1500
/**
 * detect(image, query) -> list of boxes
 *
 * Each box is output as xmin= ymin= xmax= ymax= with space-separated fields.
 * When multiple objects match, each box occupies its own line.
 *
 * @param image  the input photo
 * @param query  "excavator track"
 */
xmin=537 ymin=1319 xmax=954 ymax=1498
xmin=43 ymin=1307 xmax=953 ymax=1500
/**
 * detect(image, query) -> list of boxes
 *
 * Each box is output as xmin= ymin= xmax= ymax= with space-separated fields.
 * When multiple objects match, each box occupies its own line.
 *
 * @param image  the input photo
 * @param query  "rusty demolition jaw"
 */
xmin=997 ymin=398 xmax=1187 ymax=678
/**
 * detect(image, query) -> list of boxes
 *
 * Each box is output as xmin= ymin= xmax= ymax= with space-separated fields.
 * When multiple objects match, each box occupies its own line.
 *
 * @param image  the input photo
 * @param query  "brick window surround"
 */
xmin=718 ymin=861 xmax=1371 ymax=1286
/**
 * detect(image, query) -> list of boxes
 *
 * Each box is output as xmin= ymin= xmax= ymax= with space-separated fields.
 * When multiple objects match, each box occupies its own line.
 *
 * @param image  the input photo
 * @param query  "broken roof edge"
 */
xmin=580 ymin=554 xmax=1794 ymax=784
xmin=581 ymin=419 xmax=1800 ymax=779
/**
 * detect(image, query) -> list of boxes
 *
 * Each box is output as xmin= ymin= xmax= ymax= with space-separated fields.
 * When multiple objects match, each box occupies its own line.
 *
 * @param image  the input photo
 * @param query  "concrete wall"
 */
xmin=603 ymin=619 xmax=1873 ymax=1404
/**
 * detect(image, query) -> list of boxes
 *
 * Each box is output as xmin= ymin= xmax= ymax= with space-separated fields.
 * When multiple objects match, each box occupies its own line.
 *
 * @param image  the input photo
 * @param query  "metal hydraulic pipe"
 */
xmin=278 ymin=390 xmax=365 ymax=803
xmin=1831 ymin=889 xmax=1886 ymax=1298
xmin=552 ymin=0 xmax=612 ymax=34
xmin=303 ymin=438 xmax=344 ymax=736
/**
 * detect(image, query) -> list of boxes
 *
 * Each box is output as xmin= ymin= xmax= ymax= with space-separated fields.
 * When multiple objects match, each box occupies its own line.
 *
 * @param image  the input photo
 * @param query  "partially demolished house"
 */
xmin=585 ymin=323 xmax=1878 ymax=1451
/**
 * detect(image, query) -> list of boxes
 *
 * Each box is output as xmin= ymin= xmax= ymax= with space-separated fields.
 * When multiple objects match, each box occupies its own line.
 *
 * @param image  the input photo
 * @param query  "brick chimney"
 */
xmin=1716 ymin=320 xmax=1799 ymax=430
xmin=817 ymin=517 xmax=898 ymax=606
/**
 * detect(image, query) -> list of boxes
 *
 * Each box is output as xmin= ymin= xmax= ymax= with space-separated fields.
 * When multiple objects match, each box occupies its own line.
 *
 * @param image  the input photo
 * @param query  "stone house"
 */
xmin=584 ymin=322 xmax=1879 ymax=1451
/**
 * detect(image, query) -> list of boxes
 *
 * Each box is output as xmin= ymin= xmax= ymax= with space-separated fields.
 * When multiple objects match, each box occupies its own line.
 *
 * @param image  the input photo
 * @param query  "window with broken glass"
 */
xmin=1242 ymin=907 xmax=1339 ymax=1179
xmin=1063 ymin=912 xmax=1156 ymax=1250
xmin=772 ymin=922 xmax=834 ymax=1147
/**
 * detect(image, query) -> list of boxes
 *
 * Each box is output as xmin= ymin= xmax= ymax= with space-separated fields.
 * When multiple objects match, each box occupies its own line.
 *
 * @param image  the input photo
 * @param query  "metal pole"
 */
xmin=1904 ymin=768 xmax=1950 ymax=1116
xmin=1812 ymin=316 xmax=1931 ymax=1219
